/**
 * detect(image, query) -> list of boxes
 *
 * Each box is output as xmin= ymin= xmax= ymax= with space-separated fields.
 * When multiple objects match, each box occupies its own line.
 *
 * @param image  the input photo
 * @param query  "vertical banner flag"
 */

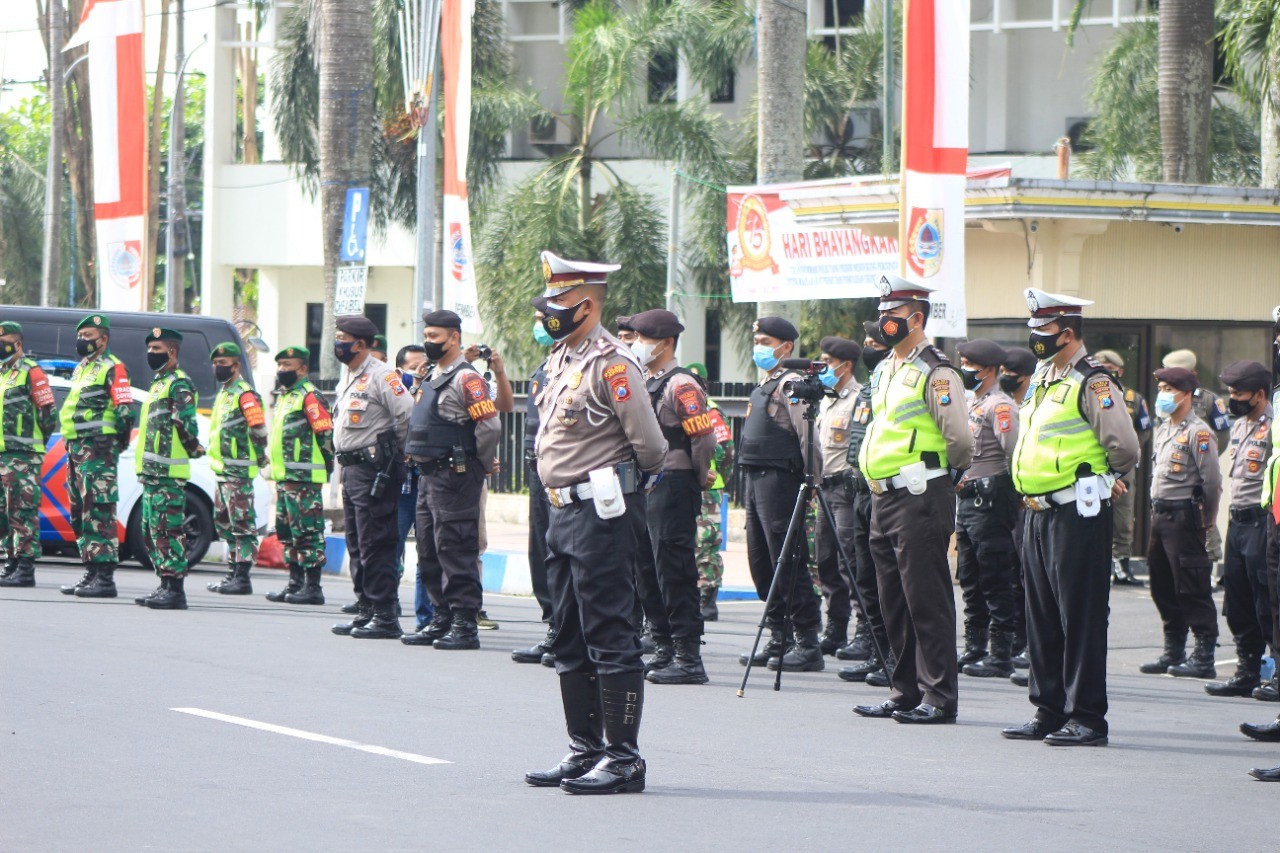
xmin=440 ymin=0 xmax=483 ymax=333
xmin=900 ymin=0 xmax=969 ymax=337
xmin=65 ymin=0 xmax=148 ymax=312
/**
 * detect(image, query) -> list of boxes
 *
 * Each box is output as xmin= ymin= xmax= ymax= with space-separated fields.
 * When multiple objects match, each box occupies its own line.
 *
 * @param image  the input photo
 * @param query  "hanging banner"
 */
xmin=65 ymin=0 xmax=148 ymax=312
xmin=899 ymin=0 xmax=970 ymax=337
xmin=440 ymin=0 xmax=483 ymax=333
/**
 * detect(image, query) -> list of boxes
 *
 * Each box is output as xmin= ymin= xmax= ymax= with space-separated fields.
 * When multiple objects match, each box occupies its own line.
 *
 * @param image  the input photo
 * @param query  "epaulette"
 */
xmin=1077 ymin=354 xmax=1108 ymax=377
xmin=917 ymin=345 xmax=949 ymax=369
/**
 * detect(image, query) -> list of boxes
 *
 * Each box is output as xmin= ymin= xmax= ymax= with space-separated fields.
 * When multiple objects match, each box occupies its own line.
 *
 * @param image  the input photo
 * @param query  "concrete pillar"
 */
xmin=200 ymin=2 xmax=237 ymax=320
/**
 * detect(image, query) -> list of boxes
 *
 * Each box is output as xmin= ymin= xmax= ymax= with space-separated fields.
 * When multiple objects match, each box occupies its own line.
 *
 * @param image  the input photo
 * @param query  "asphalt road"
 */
xmin=2 ymin=563 xmax=1276 ymax=852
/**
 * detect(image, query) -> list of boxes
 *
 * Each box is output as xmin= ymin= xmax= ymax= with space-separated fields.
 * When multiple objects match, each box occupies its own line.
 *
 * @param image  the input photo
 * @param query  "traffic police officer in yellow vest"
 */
xmin=1001 ymin=289 xmax=1138 ymax=748
xmin=0 ymin=322 xmax=56 ymax=588
xmin=853 ymin=274 xmax=973 ymax=726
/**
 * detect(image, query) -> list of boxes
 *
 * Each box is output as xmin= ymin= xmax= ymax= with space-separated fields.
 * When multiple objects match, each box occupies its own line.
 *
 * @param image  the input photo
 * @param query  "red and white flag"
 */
xmin=65 ymin=0 xmax=148 ymax=312
xmin=900 ymin=0 xmax=969 ymax=337
xmin=440 ymin=0 xmax=482 ymax=334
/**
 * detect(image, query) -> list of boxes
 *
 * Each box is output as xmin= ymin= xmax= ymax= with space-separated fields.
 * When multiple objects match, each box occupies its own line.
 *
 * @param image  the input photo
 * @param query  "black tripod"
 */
xmin=737 ymin=378 xmax=893 ymax=696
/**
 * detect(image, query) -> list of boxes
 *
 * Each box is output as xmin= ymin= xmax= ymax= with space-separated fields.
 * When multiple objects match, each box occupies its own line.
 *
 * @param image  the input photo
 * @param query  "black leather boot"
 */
xmin=864 ymin=650 xmax=896 ymax=688
xmin=525 ymin=672 xmax=605 ymax=787
xmin=699 ymin=586 xmax=719 ymax=622
xmin=640 ymin=623 xmax=658 ymax=655
xmin=0 ymin=556 xmax=16 ymax=581
xmin=401 ymin=606 xmax=452 ymax=645
xmin=145 ymin=575 xmax=188 ymax=610
xmin=838 ymin=648 xmax=882 ymax=682
xmin=206 ymin=564 xmax=236 ymax=592
xmin=61 ymin=564 xmax=97 ymax=595
xmin=957 ymin=621 xmax=989 ymax=667
xmin=647 ymin=636 xmax=709 ymax=685
xmin=135 ymin=575 xmax=168 ymax=605
xmin=513 ymin=624 xmax=557 ymax=663
xmin=819 ymin=618 xmax=849 ymax=656
xmin=836 ymin=620 xmax=874 ymax=661
xmin=644 ymin=634 xmax=674 ymax=674
xmin=964 ymin=630 xmax=1016 ymax=678
xmin=1140 ymin=629 xmax=1188 ymax=674
xmin=1254 ymin=673 xmax=1280 ymax=702
xmin=211 ymin=562 xmax=253 ymax=596
xmin=265 ymin=567 xmax=303 ymax=602
xmin=340 ymin=601 xmax=360 ymax=614
xmin=560 ymin=672 xmax=645 ymax=795
xmin=1111 ymin=557 xmax=1144 ymax=587
xmin=332 ymin=598 xmax=373 ymax=635
xmin=433 ymin=608 xmax=480 ymax=650
xmin=1205 ymin=652 xmax=1263 ymax=697
xmin=739 ymin=626 xmax=784 ymax=666
xmin=75 ymin=563 xmax=117 ymax=598
xmin=349 ymin=602 xmax=403 ymax=639
xmin=1168 ymin=634 xmax=1217 ymax=678
xmin=0 ymin=557 xmax=35 ymax=588
xmin=768 ymin=627 xmax=825 ymax=672
xmin=284 ymin=567 xmax=325 ymax=605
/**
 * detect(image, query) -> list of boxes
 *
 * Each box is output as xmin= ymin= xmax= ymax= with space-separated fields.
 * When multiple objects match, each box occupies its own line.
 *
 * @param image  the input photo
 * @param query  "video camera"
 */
xmin=780 ymin=358 xmax=831 ymax=404
xmin=474 ymin=344 xmax=493 ymax=361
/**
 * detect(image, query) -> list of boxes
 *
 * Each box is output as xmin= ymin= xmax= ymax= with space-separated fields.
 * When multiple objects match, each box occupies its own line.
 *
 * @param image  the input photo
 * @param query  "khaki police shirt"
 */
xmin=333 ymin=353 xmax=413 ymax=452
xmin=818 ymin=381 xmax=861 ymax=477
xmin=1191 ymin=387 xmax=1231 ymax=456
xmin=649 ymin=359 xmax=716 ymax=484
xmin=756 ymin=367 xmax=816 ymax=470
xmin=1227 ymin=406 xmax=1273 ymax=509
xmin=534 ymin=323 xmax=667 ymax=490
xmin=878 ymin=342 xmax=974 ymax=470
xmin=1151 ymin=411 xmax=1221 ymax=520
xmin=965 ymin=386 xmax=1019 ymax=479
xmin=1042 ymin=347 xmax=1141 ymax=477
xmin=418 ymin=358 xmax=502 ymax=465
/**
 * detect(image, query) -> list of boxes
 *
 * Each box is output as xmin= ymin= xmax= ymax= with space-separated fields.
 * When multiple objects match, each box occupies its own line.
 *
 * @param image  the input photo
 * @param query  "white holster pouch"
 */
xmin=588 ymin=466 xmax=627 ymax=519
xmin=900 ymin=460 xmax=929 ymax=496
xmin=1075 ymin=475 xmax=1102 ymax=518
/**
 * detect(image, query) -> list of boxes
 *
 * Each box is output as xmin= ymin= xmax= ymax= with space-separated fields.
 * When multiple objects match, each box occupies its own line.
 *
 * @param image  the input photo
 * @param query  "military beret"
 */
xmin=421 ymin=310 xmax=461 ymax=331
xmin=1162 ymin=349 xmax=1197 ymax=371
xmin=275 ymin=346 xmax=310 ymax=362
xmin=956 ymin=339 xmax=1007 ymax=368
xmin=615 ymin=315 xmax=634 ymax=332
xmin=373 ymin=334 xmax=388 ymax=350
xmin=863 ymin=319 xmax=887 ymax=347
xmin=1093 ymin=349 xmax=1124 ymax=369
xmin=819 ymin=336 xmax=862 ymax=363
xmin=753 ymin=316 xmax=798 ymax=343
xmin=0 ymin=321 xmax=22 ymax=336
xmin=1002 ymin=347 xmax=1037 ymax=376
xmin=628 ymin=309 xmax=685 ymax=340
xmin=1219 ymin=360 xmax=1271 ymax=393
xmin=685 ymin=362 xmax=708 ymax=379
xmin=336 ymin=315 xmax=379 ymax=341
xmin=77 ymin=314 xmax=109 ymax=332
xmin=1154 ymin=366 xmax=1197 ymax=392
xmin=145 ymin=327 xmax=183 ymax=344
xmin=210 ymin=342 xmax=242 ymax=359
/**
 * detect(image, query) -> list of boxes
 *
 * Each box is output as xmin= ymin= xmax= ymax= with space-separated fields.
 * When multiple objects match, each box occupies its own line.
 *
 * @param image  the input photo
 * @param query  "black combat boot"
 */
xmin=284 ymin=567 xmax=325 ymax=605
xmin=401 ymin=606 xmax=452 ymax=645
xmin=1010 ymin=670 xmax=1030 ymax=687
xmin=135 ymin=575 xmax=168 ymax=605
xmin=1139 ymin=629 xmax=1188 ymax=674
xmin=340 ymin=601 xmax=360 ymax=614
xmin=433 ymin=608 xmax=480 ymax=650
xmin=647 ymin=636 xmax=709 ymax=685
xmin=525 ymin=672 xmax=605 ymax=787
xmin=211 ymin=562 xmax=253 ymax=596
xmin=1111 ymin=557 xmax=1144 ymax=587
xmin=644 ymin=633 xmax=674 ymax=674
xmin=768 ymin=627 xmax=825 ymax=672
xmin=513 ymin=624 xmax=557 ymax=663
xmin=699 ymin=586 xmax=719 ymax=622
xmin=838 ymin=648 xmax=882 ymax=682
xmin=0 ymin=557 xmax=35 ymax=588
xmin=560 ymin=672 xmax=646 ymax=795
xmin=1011 ymin=628 xmax=1029 ymax=669
xmin=1168 ymin=634 xmax=1217 ymax=679
xmin=1 ymin=556 xmax=16 ymax=581
xmin=332 ymin=598 xmax=374 ymax=635
xmin=144 ymin=575 xmax=188 ymax=610
xmin=1205 ymin=652 xmax=1263 ymax=697
xmin=640 ymin=623 xmax=658 ymax=655
xmin=1254 ymin=673 xmax=1280 ymax=702
xmin=75 ymin=563 xmax=117 ymax=598
xmin=957 ymin=621 xmax=989 ymax=667
xmin=349 ymin=602 xmax=403 ymax=639
xmin=206 ymin=564 xmax=236 ymax=592
xmin=739 ymin=626 xmax=784 ymax=666
xmin=541 ymin=651 xmax=557 ymax=668
xmin=836 ymin=620 xmax=874 ymax=661
xmin=819 ymin=618 xmax=849 ymax=656
xmin=864 ymin=650 xmax=896 ymax=688
xmin=963 ymin=630 xmax=1016 ymax=678
xmin=61 ymin=565 xmax=96 ymax=595
xmin=265 ymin=567 xmax=303 ymax=602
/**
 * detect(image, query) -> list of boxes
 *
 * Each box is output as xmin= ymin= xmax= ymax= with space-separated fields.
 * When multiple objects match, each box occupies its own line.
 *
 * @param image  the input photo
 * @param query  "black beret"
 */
xmin=1154 ymin=366 xmax=1197 ymax=392
xmin=753 ymin=316 xmax=798 ymax=343
xmin=863 ymin=319 xmax=887 ymax=347
xmin=956 ymin=339 xmax=1007 ymax=368
xmin=336 ymin=315 xmax=379 ymax=341
xmin=615 ymin=315 xmax=634 ymax=332
xmin=1002 ymin=347 xmax=1037 ymax=375
xmin=422 ymin=309 xmax=462 ymax=331
xmin=819 ymin=336 xmax=862 ymax=363
xmin=1219 ymin=360 xmax=1270 ymax=393
xmin=628 ymin=309 xmax=685 ymax=340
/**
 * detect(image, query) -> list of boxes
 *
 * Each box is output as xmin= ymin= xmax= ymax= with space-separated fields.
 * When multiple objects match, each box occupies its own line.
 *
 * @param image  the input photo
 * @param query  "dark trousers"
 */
xmin=1147 ymin=507 xmax=1218 ymax=639
xmin=415 ymin=458 xmax=486 ymax=612
xmin=955 ymin=479 xmax=1020 ymax=635
xmin=342 ymin=458 xmax=406 ymax=608
xmin=1024 ymin=501 xmax=1112 ymax=735
xmin=852 ymin=488 xmax=888 ymax=650
xmin=1222 ymin=517 xmax=1272 ymax=658
xmin=743 ymin=467 xmax=821 ymax=631
xmin=1266 ymin=515 xmax=1279 ymax=650
xmin=646 ymin=470 xmax=704 ymax=639
xmin=546 ymin=493 xmax=644 ymax=675
xmin=527 ymin=462 xmax=553 ymax=624
xmin=868 ymin=478 xmax=958 ymax=712
xmin=815 ymin=480 xmax=858 ymax=624
xmin=632 ymin=500 xmax=668 ymax=636
xmin=1011 ymin=505 xmax=1027 ymax=641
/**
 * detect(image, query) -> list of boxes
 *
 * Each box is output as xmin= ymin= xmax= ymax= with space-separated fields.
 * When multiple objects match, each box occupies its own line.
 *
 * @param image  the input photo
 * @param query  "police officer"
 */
xmin=330 ymin=316 xmax=414 ymax=639
xmin=1138 ymin=366 xmax=1222 ymax=679
xmin=265 ymin=348 xmax=336 ymax=605
xmin=1162 ymin=349 xmax=1230 ymax=568
xmin=1002 ymin=289 xmax=1139 ymax=747
xmin=852 ymin=276 xmax=974 ymax=725
xmin=56 ymin=314 xmax=134 ymax=597
xmin=393 ymin=345 xmax=430 ymax=625
xmin=738 ymin=315 xmax=825 ymax=673
xmin=686 ymin=362 xmax=734 ymax=623
xmin=954 ymin=339 xmax=1022 ymax=679
xmin=524 ymin=252 xmax=666 ymax=796
xmin=205 ymin=343 xmax=268 ymax=597
xmin=0 ymin=322 xmax=55 ymax=589
xmin=628 ymin=309 xmax=717 ymax=686
xmin=398 ymin=310 xmax=500 ymax=650
xmin=1205 ymin=361 xmax=1273 ymax=698
xmin=1001 ymin=346 xmax=1037 ymax=685
xmin=371 ymin=335 xmax=389 ymax=363
xmin=1094 ymin=349 xmax=1152 ymax=586
xmin=134 ymin=328 xmax=205 ymax=610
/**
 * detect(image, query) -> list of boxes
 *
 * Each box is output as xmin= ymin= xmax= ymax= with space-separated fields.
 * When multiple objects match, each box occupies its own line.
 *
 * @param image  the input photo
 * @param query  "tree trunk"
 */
xmin=146 ymin=0 xmax=171 ymax=309
xmin=1263 ymin=51 xmax=1280 ymax=189
xmin=317 ymin=0 xmax=374 ymax=380
xmin=41 ymin=0 xmax=65 ymax=308
xmin=1157 ymin=0 xmax=1214 ymax=184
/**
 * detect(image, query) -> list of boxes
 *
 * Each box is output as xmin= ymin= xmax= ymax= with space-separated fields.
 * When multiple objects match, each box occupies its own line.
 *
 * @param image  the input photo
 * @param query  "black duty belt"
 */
xmin=821 ymin=469 xmax=857 ymax=490
xmin=1229 ymin=506 xmax=1265 ymax=524
xmin=1151 ymin=499 xmax=1196 ymax=513
xmin=335 ymin=446 xmax=377 ymax=468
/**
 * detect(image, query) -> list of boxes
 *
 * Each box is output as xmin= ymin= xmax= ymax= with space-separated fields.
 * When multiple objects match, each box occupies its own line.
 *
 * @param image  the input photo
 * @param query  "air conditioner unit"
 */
xmin=529 ymin=114 xmax=558 ymax=143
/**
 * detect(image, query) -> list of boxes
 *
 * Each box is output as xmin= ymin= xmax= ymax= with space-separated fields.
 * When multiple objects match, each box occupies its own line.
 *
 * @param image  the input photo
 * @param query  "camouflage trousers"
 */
xmin=66 ymin=437 xmax=120 ymax=565
xmin=0 ymin=452 xmax=42 ymax=560
xmin=276 ymin=481 xmax=325 ymax=571
xmin=696 ymin=489 xmax=725 ymax=589
xmin=215 ymin=478 xmax=259 ymax=564
xmin=141 ymin=475 xmax=188 ymax=577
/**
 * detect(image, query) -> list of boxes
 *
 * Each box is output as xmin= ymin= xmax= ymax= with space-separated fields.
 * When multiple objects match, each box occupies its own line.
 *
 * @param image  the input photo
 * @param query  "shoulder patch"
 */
xmin=603 ymin=363 xmax=628 ymax=380
xmin=385 ymin=373 xmax=407 ymax=396
xmin=1090 ymin=378 xmax=1114 ymax=409
xmin=1196 ymin=429 xmax=1211 ymax=453
xmin=462 ymin=375 xmax=487 ymax=401
xmin=994 ymin=402 xmax=1013 ymax=433
xmin=675 ymin=385 xmax=704 ymax=416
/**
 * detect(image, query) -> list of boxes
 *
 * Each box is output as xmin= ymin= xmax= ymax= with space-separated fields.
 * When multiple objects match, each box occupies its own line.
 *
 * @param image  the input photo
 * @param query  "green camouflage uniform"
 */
xmin=269 ymin=378 xmax=333 ymax=572
xmin=210 ymin=377 xmax=268 ymax=564
xmin=60 ymin=349 xmax=135 ymax=565
xmin=137 ymin=367 xmax=201 ymax=577
xmin=0 ymin=356 xmax=57 ymax=560
xmin=696 ymin=397 xmax=734 ymax=590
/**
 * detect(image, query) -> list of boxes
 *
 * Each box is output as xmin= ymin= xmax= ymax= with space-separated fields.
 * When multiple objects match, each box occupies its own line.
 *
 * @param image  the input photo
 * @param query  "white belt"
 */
xmin=865 ymin=467 xmax=948 ymax=495
xmin=546 ymin=482 xmax=596 ymax=509
xmin=1022 ymin=486 xmax=1077 ymax=513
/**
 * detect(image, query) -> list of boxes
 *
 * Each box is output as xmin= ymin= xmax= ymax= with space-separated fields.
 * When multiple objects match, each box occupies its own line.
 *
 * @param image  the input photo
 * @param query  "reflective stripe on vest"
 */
xmin=0 ymin=359 xmax=46 ymax=455
xmin=1011 ymin=366 xmax=1110 ymax=495
xmin=270 ymin=383 xmax=327 ymax=483
xmin=135 ymin=371 xmax=193 ymax=480
xmin=209 ymin=379 xmax=259 ymax=478
xmin=60 ymin=355 xmax=124 ymax=438
xmin=859 ymin=356 xmax=947 ymax=480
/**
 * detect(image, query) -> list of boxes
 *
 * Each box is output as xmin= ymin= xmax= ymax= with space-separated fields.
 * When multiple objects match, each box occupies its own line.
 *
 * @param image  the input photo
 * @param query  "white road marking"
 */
xmin=171 ymin=708 xmax=451 ymax=766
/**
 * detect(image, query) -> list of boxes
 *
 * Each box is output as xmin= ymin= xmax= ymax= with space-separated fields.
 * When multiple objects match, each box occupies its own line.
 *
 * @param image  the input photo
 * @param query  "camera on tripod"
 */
xmin=780 ymin=359 xmax=830 ymax=403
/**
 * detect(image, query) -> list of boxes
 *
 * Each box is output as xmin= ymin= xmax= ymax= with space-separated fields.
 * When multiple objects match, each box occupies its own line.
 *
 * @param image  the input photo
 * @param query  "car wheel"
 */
xmin=124 ymin=489 xmax=215 ymax=570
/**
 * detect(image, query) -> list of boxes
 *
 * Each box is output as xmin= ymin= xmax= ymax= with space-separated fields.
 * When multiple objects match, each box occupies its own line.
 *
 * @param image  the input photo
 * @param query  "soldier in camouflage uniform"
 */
xmin=265 ymin=347 xmax=334 ymax=604
xmin=205 ymin=343 xmax=269 ymax=596
xmin=133 ymin=328 xmax=204 ymax=610
xmin=0 ymin=322 xmax=57 ymax=588
xmin=686 ymin=363 xmax=733 ymax=621
xmin=58 ymin=313 xmax=135 ymax=598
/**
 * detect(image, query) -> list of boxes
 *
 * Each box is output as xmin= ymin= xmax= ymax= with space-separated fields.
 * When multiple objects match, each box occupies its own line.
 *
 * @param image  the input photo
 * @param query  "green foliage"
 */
xmin=0 ymin=92 xmax=53 ymax=306
xmin=1220 ymin=0 xmax=1280 ymax=112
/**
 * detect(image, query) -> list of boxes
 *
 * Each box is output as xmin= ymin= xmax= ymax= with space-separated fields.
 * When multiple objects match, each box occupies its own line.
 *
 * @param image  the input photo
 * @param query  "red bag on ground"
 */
xmin=256 ymin=534 xmax=286 ymax=568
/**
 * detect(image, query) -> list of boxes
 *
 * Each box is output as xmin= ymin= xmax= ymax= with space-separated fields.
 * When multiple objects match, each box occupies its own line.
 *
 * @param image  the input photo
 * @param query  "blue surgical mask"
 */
xmin=532 ymin=320 xmax=554 ymax=347
xmin=819 ymin=364 xmax=840 ymax=389
xmin=400 ymin=371 xmax=416 ymax=392
xmin=1155 ymin=390 xmax=1178 ymax=416
xmin=753 ymin=344 xmax=780 ymax=371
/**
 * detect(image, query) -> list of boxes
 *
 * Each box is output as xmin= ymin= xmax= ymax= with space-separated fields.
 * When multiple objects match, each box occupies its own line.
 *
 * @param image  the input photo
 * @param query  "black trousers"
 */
xmin=1147 ymin=507 xmax=1218 ymax=639
xmin=415 ymin=457 xmax=486 ymax=612
xmin=1024 ymin=501 xmax=1112 ymax=735
xmin=1222 ymin=516 xmax=1273 ymax=658
xmin=632 ymin=500 xmax=668 ymax=637
xmin=955 ymin=479 xmax=1020 ymax=635
xmin=852 ymin=487 xmax=888 ymax=650
xmin=869 ymin=477 xmax=958 ymax=712
xmin=546 ymin=493 xmax=644 ymax=675
xmin=342 ymin=458 xmax=406 ymax=608
xmin=1266 ymin=515 xmax=1279 ymax=650
xmin=526 ymin=462 xmax=553 ymax=623
xmin=743 ymin=467 xmax=821 ymax=631
xmin=645 ymin=470 xmax=703 ymax=639
xmin=815 ymin=480 xmax=858 ymax=624
xmin=1011 ymin=505 xmax=1027 ymax=641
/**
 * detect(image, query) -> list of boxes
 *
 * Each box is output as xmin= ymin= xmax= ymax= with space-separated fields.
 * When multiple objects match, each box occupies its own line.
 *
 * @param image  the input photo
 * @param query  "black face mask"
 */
xmin=540 ymin=299 xmax=589 ymax=341
xmin=334 ymin=341 xmax=358 ymax=364
xmin=277 ymin=370 xmax=299 ymax=389
xmin=878 ymin=313 xmax=915 ymax=346
xmin=999 ymin=374 xmax=1023 ymax=396
xmin=959 ymin=368 xmax=982 ymax=391
xmin=214 ymin=364 xmax=236 ymax=383
xmin=1228 ymin=397 xmax=1256 ymax=417
xmin=0 ymin=341 xmax=16 ymax=360
xmin=1028 ymin=330 xmax=1067 ymax=360
xmin=146 ymin=351 xmax=170 ymax=371
xmin=423 ymin=340 xmax=449 ymax=362
xmin=76 ymin=338 xmax=98 ymax=358
xmin=862 ymin=346 xmax=888 ymax=371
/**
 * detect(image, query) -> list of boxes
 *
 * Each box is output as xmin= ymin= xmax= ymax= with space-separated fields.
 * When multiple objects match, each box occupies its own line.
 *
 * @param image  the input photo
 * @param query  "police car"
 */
xmin=38 ymin=363 xmax=272 ymax=570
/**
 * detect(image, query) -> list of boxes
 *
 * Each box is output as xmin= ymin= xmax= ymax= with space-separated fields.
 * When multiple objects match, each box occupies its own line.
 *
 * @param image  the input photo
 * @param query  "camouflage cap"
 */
xmin=210 ymin=342 xmax=242 ymax=360
xmin=145 ymin=327 xmax=183 ymax=344
xmin=373 ymin=334 xmax=388 ymax=351
xmin=275 ymin=346 xmax=310 ymax=362
xmin=77 ymin=314 xmax=109 ymax=332
xmin=0 ymin=321 xmax=22 ymax=336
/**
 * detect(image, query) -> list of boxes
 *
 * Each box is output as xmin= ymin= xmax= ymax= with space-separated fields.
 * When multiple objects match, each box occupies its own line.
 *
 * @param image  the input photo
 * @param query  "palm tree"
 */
xmin=1221 ymin=0 xmax=1280 ymax=187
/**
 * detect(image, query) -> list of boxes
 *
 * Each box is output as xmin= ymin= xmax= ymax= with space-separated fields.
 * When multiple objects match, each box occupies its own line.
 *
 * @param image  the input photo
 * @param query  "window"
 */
xmin=307 ymin=303 xmax=387 ymax=373
xmin=710 ymin=72 xmax=735 ymax=104
xmin=704 ymin=309 xmax=721 ymax=383
xmin=648 ymin=50 xmax=677 ymax=103
xmin=823 ymin=0 xmax=865 ymax=29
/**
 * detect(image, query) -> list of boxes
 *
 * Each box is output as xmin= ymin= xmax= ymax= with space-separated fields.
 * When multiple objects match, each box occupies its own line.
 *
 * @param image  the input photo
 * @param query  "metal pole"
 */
xmin=41 ymin=0 xmax=66 ymax=308
xmin=165 ymin=0 xmax=187 ymax=313
xmin=665 ymin=168 xmax=681 ymax=360
xmin=881 ymin=0 xmax=894 ymax=176
xmin=417 ymin=50 xmax=441 ymax=337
